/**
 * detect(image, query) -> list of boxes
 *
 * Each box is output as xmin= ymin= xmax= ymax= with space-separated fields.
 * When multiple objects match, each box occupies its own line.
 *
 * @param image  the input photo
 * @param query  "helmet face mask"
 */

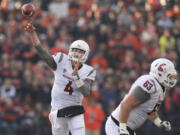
xmin=70 ymin=49 xmax=85 ymax=62
xmin=150 ymin=58 xmax=178 ymax=88
xmin=163 ymin=74 xmax=178 ymax=88
xmin=68 ymin=40 xmax=90 ymax=63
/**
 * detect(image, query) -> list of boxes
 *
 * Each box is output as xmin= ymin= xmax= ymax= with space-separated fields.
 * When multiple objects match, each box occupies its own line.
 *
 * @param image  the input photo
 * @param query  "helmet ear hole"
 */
xmin=155 ymin=63 xmax=158 ymax=67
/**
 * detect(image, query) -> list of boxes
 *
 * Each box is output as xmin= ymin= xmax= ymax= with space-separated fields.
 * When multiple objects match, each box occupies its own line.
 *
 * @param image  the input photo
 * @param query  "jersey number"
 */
xmin=64 ymin=81 xmax=73 ymax=95
xmin=143 ymin=80 xmax=153 ymax=91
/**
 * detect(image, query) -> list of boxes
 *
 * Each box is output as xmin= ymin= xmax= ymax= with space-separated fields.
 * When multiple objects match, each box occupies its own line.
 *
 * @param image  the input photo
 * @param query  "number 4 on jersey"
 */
xmin=64 ymin=81 xmax=73 ymax=95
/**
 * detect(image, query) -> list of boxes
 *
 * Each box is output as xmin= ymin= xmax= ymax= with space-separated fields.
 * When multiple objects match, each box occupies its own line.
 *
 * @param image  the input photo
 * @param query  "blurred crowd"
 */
xmin=0 ymin=0 xmax=180 ymax=135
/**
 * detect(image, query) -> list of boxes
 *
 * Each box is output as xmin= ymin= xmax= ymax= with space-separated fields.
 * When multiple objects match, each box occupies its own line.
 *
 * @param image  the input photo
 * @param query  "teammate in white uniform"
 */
xmin=105 ymin=58 xmax=178 ymax=135
xmin=24 ymin=22 xmax=96 ymax=135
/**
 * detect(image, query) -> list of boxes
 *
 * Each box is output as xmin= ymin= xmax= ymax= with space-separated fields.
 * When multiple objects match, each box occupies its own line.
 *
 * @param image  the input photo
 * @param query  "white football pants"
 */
xmin=105 ymin=116 xmax=136 ymax=135
xmin=49 ymin=109 xmax=85 ymax=135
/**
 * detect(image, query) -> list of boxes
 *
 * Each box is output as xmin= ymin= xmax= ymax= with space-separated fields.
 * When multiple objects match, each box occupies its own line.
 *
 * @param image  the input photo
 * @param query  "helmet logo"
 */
xmin=158 ymin=64 xmax=166 ymax=72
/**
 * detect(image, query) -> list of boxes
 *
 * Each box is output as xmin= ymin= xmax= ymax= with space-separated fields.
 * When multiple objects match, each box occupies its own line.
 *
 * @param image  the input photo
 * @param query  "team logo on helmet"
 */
xmin=158 ymin=64 xmax=166 ymax=72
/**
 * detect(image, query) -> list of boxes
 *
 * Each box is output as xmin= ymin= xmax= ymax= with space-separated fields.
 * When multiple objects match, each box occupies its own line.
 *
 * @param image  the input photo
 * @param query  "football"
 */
xmin=21 ymin=3 xmax=35 ymax=18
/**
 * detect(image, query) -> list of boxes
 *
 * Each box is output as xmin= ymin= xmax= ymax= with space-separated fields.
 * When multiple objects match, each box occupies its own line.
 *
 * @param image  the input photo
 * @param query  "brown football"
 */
xmin=21 ymin=3 xmax=35 ymax=18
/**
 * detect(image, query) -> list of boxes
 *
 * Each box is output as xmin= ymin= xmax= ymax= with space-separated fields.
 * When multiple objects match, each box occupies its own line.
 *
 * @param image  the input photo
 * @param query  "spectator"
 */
xmin=159 ymin=29 xmax=176 ymax=53
xmin=18 ymin=104 xmax=35 ymax=135
xmin=1 ymin=100 xmax=19 ymax=135
xmin=90 ymin=52 xmax=109 ymax=70
xmin=85 ymin=97 xmax=105 ymax=135
xmin=33 ymin=102 xmax=51 ymax=135
xmin=0 ymin=78 xmax=16 ymax=102
xmin=157 ymin=15 xmax=174 ymax=28
xmin=99 ymin=77 xmax=117 ymax=114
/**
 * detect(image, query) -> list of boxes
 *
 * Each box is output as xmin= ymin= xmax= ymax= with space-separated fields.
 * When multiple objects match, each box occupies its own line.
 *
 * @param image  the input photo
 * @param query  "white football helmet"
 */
xmin=150 ymin=58 xmax=178 ymax=88
xmin=68 ymin=40 xmax=90 ymax=63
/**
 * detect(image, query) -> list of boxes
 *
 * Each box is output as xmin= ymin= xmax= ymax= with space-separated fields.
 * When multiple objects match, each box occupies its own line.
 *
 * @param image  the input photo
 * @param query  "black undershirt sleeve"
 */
xmin=131 ymin=86 xmax=150 ymax=103
xmin=35 ymin=45 xmax=57 ymax=70
xmin=77 ymin=79 xmax=92 ymax=97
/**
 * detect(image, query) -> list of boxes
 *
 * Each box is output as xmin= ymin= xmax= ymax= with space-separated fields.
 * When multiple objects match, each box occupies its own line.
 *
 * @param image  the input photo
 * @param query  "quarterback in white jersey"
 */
xmin=105 ymin=58 xmax=178 ymax=135
xmin=24 ymin=22 xmax=96 ymax=135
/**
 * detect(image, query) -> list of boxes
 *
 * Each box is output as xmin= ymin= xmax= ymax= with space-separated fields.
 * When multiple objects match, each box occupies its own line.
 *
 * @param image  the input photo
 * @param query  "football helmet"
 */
xmin=68 ymin=40 xmax=90 ymax=63
xmin=150 ymin=58 xmax=178 ymax=88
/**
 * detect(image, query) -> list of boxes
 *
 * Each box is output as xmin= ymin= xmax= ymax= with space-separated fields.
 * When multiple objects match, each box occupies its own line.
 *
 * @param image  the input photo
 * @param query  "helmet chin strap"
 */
xmin=162 ymin=81 xmax=169 ymax=88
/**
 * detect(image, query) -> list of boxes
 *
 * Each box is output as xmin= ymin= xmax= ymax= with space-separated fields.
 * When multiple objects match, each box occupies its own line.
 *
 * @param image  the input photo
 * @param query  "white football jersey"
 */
xmin=112 ymin=74 xmax=166 ymax=130
xmin=51 ymin=52 xmax=96 ymax=110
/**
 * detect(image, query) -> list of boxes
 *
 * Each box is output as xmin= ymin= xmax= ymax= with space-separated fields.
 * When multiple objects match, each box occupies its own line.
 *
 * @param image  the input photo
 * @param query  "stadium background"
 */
xmin=0 ymin=0 xmax=180 ymax=135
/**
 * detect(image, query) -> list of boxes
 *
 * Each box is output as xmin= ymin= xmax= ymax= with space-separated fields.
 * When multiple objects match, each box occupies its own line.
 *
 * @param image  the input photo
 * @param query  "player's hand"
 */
xmin=72 ymin=58 xmax=81 ymax=76
xmin=23 ymin=21 xmax=40 ymax=46
xmin=119 ymin=128 xmax=130 ymax=135
xmin=24 ymin=21 xmax=35 ymax=33
xmin=159 ymin=121 xmax=171 ymax=131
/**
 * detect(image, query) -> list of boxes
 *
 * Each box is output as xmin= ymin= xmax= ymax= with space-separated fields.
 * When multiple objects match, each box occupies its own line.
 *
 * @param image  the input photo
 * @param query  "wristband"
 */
xmin=119 ymin=123 xmax=127 ymax=130
xmin=75 ymin=79 xmax=84 ymax=88
xmin=153 ymin=117 xmax=162 ymax=127
xmin=72 ymin=73 xmax=80 ymax=80
xmin=72 ymin=73 xmax=84 ymax=88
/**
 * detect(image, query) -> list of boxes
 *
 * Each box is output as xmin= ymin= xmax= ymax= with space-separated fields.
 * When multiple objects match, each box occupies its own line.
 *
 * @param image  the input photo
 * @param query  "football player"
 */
xmin=24 ymin=22 xmax=96 ymax=135
xmin=105 ymin=58 xmax=178 ymax=135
